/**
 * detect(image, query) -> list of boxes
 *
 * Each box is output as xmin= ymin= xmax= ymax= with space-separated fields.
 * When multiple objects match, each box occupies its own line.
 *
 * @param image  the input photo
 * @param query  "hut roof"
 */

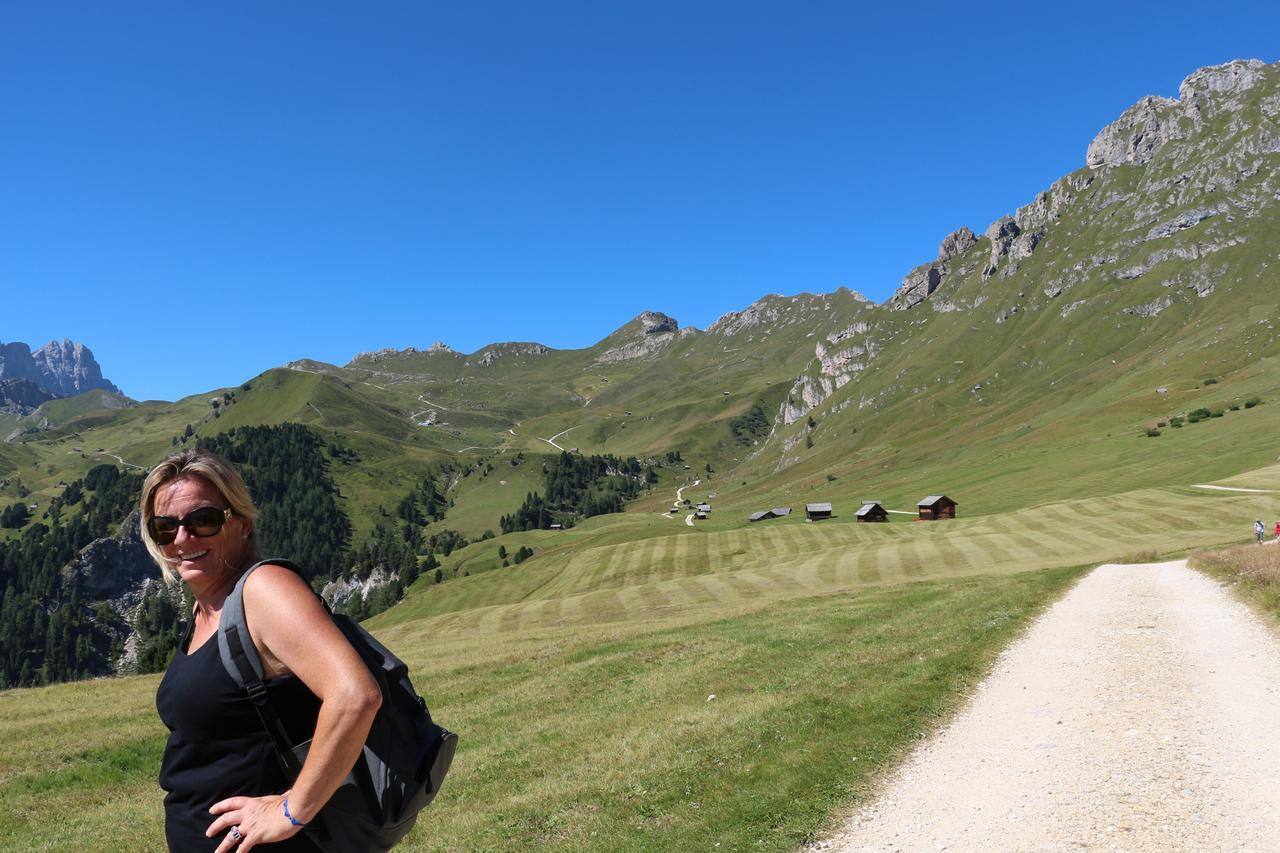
xmin=918 ymin=495 xmax=953 ymax=507
xmin=856 ymin=502 xmax=884 ymax=517
xmin=748 ymin=511 xmax=770 ymax=521
xmin=806 ymin=502 xmax=833 ymax=513
xmin=771 ymin=507 xmax=792 ymax=516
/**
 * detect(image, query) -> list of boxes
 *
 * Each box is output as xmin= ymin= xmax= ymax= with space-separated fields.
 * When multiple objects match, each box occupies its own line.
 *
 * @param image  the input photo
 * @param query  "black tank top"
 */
xmin=156 ymin=620 xmax=323 ymax=851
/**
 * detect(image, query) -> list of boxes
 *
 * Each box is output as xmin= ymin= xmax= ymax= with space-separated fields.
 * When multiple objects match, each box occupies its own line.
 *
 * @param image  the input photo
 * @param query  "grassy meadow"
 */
xmin=4 ymin=473 xmax=1277 ymax=850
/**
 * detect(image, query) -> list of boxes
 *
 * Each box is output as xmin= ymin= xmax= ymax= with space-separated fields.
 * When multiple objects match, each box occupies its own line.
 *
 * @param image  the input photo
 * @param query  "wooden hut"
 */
xmin=805 ymin=502 xmax=833 ymax=521
xmin=917 ymin=495 xmax=957 ymax=520
xmin=856 ymin=501 xmax=888 ymax=523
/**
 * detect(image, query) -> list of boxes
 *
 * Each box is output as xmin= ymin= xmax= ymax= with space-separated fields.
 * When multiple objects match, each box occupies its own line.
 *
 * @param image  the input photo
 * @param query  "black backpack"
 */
xmin=217 ymin=559 xmax=457 ymax=852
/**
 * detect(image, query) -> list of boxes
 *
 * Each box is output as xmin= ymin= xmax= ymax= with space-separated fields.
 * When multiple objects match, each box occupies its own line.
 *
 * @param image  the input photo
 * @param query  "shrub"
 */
xmin=1144 ymin=428 xmax=1162 ymax=437
xmin=1229 ymin=403 xmax=1240 ymax=411
xmin=1246 ymin=397 xmax=1263 ymax=409
xmin=1114 ymin=549 xmax=1160 ymax=563
xmin=1170 ymin=415 xmax=1185 ymax=425
xmin=825 ymin=474 xmax=837 ymax=482
xmin=1157 ymin=421 xmax=1168 ymax=427
xmin=1171 ymin=422 xmax=1183 ymax=428
xmin=1210 ymin=409 xmax=1225 ymax=418
xmin=1203 ymin=377 xmax=1218 ymax=385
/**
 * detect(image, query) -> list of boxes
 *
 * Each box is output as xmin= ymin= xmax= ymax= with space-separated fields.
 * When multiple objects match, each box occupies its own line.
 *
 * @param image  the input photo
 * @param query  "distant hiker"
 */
xmin=1275 ymin=519 xmax=1279 ymax=542
xmin=1256 ymin=519 xmax=1266 ymax=544
xmin=141 ymin=449 xmax=381 ymax=851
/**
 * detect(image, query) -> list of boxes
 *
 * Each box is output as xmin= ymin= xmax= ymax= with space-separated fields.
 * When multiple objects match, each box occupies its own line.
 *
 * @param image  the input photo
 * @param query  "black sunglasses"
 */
xmin=147 ymin=506 xmax=233 ymax=546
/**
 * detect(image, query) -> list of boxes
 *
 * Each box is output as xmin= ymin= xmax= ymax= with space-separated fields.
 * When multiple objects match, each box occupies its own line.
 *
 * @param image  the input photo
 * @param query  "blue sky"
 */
xmin=3 ymin=2 xmax=1278 ymax=401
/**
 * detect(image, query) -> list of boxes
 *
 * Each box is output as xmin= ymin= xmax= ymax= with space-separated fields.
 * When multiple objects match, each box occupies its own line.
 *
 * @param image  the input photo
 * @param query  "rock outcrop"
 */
xmin=61 ymin=511 xmax=165 ymax=673
xmin=321 ymin=565 xmax=399 ymax=611
xmin=594 ymin=313 xmax=685 ymax=363
xmin=63 ymin=511 xmax=157 ymax=605
xmin=0 ymin=378 xmax=56 ymax=414
xmin=0 ymin=339 xmax=121 ymax=398
xmin=891 ymin=227 xmax=978 ymax=310
xmin=474 ymin=342 xmax=551 ymax=366
xmin=1086 ymin=59 xmax=1267 ymax=168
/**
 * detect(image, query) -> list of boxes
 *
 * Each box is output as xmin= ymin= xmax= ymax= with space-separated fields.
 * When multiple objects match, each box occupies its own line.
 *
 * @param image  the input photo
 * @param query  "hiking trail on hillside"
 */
xmin=817 ymin=559 xmax=1280 ymax=851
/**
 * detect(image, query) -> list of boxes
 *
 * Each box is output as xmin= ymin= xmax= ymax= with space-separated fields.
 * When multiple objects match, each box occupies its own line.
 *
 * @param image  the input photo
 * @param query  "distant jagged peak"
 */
xmin=594 ymin=311 xmax=685 ymax=364
xmin=636 ymin=311 xmax=679 ymax=335
xmin=348 ymin=341 xmax=461 ymax=366
xmin=0 ymin=337 xmax=120 ymax=397
xmin=1086 ymin=58 xmax=1271 ymax=169
xmin=710 ymin=291 xmax=869 ymax=336
xmin=599 ymin=311 xmax=680 ymax=343
xmin=346 ymin=347 xmax=406 ymax=364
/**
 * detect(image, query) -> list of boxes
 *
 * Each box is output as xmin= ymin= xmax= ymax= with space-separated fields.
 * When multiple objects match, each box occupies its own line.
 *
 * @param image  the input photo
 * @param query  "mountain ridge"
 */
xmin=3 ymin=55 xmax=1279 ymax=691
xmin=0 ymin=339 xmax=122 ymax=399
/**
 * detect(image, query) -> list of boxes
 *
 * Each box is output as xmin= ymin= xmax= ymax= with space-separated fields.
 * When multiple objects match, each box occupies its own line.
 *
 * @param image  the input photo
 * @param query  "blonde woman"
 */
xmin=142 ymin=449 xmax=380 ymax=852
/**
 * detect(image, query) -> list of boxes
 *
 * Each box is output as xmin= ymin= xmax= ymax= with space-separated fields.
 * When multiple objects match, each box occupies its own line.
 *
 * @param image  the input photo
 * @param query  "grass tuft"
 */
xmin=1191 ymin=543 xmax=1280 ymax=615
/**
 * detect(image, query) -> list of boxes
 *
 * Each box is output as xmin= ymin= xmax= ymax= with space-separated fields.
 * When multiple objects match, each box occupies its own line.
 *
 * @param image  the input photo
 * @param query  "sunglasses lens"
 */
xmin=149 ymin=517 xmax=179 ymax=545
xmin=186 ymin=507 xmax=228 ymax=536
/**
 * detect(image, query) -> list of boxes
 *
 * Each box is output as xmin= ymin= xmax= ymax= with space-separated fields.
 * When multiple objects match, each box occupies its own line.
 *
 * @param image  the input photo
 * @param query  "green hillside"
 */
xmin=3 ymin=57 xmax=1280 ymax=848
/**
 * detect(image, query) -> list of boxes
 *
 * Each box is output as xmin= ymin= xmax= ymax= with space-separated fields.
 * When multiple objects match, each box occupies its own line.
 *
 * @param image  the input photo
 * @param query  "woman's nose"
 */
xmin=172 ymin=523 xmax=195 ymax=547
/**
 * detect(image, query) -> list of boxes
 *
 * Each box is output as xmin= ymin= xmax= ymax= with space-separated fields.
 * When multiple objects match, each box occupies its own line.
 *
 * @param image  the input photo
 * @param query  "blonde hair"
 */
xmin=140 ymin=448 xmax=261 ymax=583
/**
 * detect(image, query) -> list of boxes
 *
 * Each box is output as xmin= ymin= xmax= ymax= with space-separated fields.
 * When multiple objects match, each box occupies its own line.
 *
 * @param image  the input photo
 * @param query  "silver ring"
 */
xmin=230 ymin=826 xmax=243 ymax=841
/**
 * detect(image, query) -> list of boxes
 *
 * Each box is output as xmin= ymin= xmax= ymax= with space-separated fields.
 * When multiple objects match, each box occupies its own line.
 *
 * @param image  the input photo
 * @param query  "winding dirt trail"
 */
xmin=820 ymin=560 xmax=1280 ymax=851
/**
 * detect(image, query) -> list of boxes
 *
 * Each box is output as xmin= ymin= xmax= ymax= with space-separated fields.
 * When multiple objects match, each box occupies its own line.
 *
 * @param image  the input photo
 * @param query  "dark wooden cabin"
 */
xmin=856 ymin=501 xmax=888 ymax=523
xmin=917 ymin=495 xmax=957 ymax=520
xmin=747 ymin=507 xmax=793 ymax=523
xmin=805 ymin=502 xmax=834 ymax=521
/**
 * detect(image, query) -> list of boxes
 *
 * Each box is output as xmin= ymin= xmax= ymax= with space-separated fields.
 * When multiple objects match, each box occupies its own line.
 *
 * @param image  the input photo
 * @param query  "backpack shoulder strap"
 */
xmin=217 ymin=557 xmax=308 ymax=777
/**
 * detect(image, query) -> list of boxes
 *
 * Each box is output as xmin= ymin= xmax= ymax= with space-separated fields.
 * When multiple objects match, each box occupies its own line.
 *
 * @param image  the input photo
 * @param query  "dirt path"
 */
xmin=1191 ymin=483 xmax=1279 ymax=493
xmin=819 ymin=560 xmax=1280 ymax=851
xmin=540 ymin=425 xmax=580 ymax=452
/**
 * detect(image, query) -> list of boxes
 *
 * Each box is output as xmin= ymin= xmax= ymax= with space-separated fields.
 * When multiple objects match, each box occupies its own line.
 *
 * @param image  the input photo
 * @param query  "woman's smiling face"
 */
xmin=152 ymin=475 xmax=251 ymax=592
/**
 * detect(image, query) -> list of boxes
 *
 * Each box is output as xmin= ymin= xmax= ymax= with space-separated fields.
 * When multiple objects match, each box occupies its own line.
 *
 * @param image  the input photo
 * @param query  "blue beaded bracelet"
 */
xmin=283 ymin=798 xmax=305 ymax=827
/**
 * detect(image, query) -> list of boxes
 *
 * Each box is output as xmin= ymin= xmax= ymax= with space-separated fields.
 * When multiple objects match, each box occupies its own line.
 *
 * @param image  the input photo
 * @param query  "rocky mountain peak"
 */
xmin=1086 ymin=58 xmax=1271 ymax=169
xmin=1180 ymin=58 xmax=1266 ymax=100
xmin=0 ymin=338 xmax=121 ymax=398
xmin=594 ymin=312 xmax=684 ymax=364
xmin=474 ymin=342 xmax=551 ymax=367
xmin=890 ymin=226 xmax=982 ymax=311
xmin=637 ymin=312 xmax=679 ymax=334
xmin=938 ymin=227 xmax=978 ymax=262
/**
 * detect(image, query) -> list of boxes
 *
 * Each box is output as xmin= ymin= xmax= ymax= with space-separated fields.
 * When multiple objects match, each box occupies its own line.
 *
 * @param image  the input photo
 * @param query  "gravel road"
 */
xmin=820 ymin=560 xmax=1280 ymax=851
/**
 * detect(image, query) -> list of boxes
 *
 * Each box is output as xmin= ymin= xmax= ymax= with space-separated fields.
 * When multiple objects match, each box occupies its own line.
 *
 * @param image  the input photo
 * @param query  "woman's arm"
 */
xmin=206 ymin=564 xmax=381 ymax=850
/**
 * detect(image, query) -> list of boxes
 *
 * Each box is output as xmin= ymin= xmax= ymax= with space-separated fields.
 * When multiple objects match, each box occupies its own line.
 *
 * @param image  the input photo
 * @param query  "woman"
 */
xmin=141 ymin=449 xmax=381 ymax=851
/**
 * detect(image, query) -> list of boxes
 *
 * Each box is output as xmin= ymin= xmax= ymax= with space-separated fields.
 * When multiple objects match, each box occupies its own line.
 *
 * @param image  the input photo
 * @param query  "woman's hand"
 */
xmin=207 ymin=794 xmax=301 ymax=852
